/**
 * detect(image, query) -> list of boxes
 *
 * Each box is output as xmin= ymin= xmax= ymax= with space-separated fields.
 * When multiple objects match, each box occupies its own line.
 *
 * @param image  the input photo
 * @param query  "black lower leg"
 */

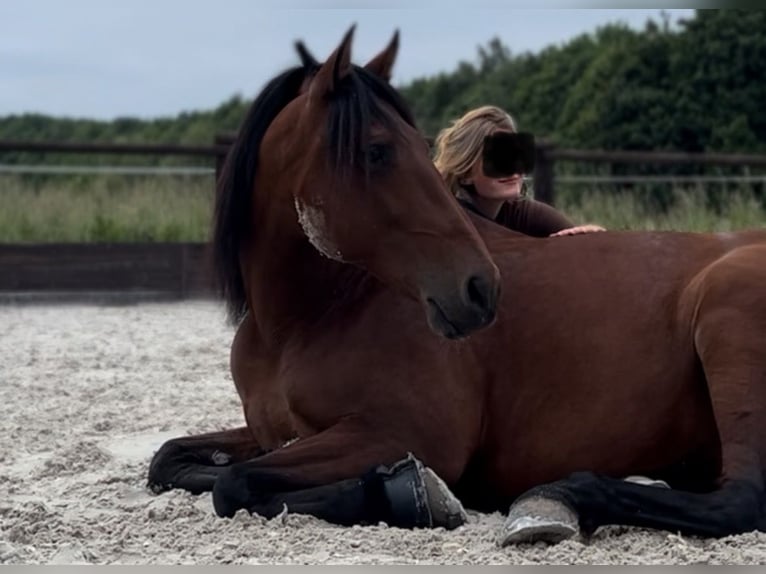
xmin=148 ymin=432 xmax=265 ymax=495
xmin=212 ymin=454 xmax=462 ymax=529
xmin=148 ymin=442 xmax=230 ymax=494
xmin=523 ymin=471 xmax=765 ymax=538
xmin=218 ymin=476 xmax=384 ymax=526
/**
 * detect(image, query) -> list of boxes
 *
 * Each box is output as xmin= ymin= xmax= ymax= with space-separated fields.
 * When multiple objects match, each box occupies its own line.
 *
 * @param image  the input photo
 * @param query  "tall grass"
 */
xmin=551 ymin=184 xmax=766 ymax=232
xmin=0 ymin=175 xmax=214 ymax=242
xmin=2 ymin=176 xmax=766 ymax=243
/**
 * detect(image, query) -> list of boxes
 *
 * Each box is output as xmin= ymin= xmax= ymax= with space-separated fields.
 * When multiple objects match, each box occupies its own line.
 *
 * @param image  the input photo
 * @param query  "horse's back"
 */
xmin=485 ymin=228 xmax=766 ymax=320
xmin=486 ymin=229 xmax=765 ymax=332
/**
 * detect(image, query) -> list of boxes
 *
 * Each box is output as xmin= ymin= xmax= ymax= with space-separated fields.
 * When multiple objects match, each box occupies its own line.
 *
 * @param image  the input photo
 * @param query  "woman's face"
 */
xmin=466 ymin=130 xmax=523 ymax=200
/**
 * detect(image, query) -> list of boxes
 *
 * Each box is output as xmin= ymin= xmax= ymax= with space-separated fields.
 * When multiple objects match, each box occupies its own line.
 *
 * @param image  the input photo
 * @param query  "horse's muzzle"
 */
xmin=424 ymin=270 xmax=500 ymax=339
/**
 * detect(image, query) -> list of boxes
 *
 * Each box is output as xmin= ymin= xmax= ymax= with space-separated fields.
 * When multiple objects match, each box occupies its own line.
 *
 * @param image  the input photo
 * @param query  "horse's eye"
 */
xmin=366 ymin=143 xmax=392 ymax=168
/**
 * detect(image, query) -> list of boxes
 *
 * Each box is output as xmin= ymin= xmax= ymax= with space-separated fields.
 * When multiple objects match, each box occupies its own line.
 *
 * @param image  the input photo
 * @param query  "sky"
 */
xmin=0 ymin=2 xmax=695 ymax=120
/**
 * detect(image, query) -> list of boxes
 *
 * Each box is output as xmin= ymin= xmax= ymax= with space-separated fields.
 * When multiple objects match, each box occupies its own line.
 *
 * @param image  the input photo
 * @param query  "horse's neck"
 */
xmin=243 ymin=240 xmax=372 ymax=347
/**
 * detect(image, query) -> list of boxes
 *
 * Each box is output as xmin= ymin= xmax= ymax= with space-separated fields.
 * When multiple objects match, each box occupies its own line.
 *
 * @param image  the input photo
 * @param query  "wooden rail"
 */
xmin=0 ymin=139 xmax=228 ymax=157
xmin=532 ymin=145 xmax=766 ymax=206
xmin=0 ymin=138 xmax=233 ymax=181
xmin=549 ymin=148 xmax=766 ymax=167
xmin=0 ymin=243 xmax=215 ymax=300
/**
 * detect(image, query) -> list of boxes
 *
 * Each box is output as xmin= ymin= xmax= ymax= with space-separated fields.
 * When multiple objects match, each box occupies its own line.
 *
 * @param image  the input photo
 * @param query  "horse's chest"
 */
xmin=278 ymin=356 xmax=358 ymax=429
xmin=240 ymin=376 xmax=295 ymax=450
xmin=231 ymin=349 xmax=296 ymax=450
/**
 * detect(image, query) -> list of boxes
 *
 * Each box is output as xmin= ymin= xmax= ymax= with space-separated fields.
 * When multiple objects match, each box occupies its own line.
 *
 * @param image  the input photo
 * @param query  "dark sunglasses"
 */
xmin=482 ymin=132 xmax=536 ymax=178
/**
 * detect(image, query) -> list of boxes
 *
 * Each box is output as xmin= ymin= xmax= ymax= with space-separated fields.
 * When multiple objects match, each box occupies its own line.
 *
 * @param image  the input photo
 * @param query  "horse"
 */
xmin=148 ymin=27 xmax=766 ymax=545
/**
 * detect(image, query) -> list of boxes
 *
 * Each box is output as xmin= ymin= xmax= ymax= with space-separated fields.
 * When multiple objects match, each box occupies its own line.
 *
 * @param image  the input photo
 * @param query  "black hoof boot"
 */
xmin=375 ymin=453 xmax=467 ymax=530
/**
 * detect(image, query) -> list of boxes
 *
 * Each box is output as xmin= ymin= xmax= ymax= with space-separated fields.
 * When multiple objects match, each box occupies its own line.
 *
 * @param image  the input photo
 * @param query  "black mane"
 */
xmin=326 ymin=66 xmax=416 ymax=177
xmin=213 ymin=63 xmax=417 ymax=324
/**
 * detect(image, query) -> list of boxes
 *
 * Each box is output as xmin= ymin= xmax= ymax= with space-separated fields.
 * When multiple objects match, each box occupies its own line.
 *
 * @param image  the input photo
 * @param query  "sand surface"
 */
xmin=2 ymin=301 xmax=765 ymax=565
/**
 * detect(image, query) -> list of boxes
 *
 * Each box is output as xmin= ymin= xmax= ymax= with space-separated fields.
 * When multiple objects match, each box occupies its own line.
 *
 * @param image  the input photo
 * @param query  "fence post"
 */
xmin=179 ymin=243 xmax=188 ymax=300
xmin=214 ymin=133 xmax=236 ymax=185
xmin=533 ymin=142 xmax=556 ymax=206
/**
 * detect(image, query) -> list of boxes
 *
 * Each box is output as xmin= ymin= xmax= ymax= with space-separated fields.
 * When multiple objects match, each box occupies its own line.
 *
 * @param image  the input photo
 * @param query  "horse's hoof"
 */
xmin=147 ymin=480 xmax=172 ymax=494
xmin=498 ymin=495 xmax=579 ymax=546
xmin=379 ymin=453 xmax=467 ymax=530
xmin=212 ymin=466 xmax=247 ymax=518
xmin=421 ymin=465 xmax=468 ymax=530
xmin=146 ymin=463 xmax=173 ymax=494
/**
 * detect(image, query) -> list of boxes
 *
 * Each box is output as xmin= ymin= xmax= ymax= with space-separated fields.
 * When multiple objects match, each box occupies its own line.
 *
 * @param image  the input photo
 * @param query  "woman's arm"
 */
xmin=500 ymin=198 xmax=576 ymax=237
xmin=499 ymin=199 xmax=605 ymax=237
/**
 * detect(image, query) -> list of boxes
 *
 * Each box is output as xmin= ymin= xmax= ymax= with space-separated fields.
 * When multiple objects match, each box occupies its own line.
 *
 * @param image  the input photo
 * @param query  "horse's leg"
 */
xmin=502 ymin=257 xmax=766 ymax=544
xmin=496 ymin=475 xmax=671 ymax=545
xmin=210 ymin=422 xmax=467 ymax=529
xmin=500 ymin=471 xmax=762 ymax=545
xmin=148 ymin=426 xmax=265 ymax=494
xmin=214 ymin=454 xmax=466 ymax=529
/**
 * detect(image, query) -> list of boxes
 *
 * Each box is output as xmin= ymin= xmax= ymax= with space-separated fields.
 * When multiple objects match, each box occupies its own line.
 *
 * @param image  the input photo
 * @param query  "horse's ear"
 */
xmin=310 ymin=25 xmax=355 ymax=100
xmin=364 ymin=30 xmax=399 ymax=82
xmin=295 ymin=40 xmax=319 ymax=70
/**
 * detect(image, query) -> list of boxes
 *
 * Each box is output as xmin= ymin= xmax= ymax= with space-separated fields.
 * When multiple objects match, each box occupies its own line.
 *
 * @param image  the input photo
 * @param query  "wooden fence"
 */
xmin=0 ymin=243 xmax=214 ymax=301
xmin=532 ymin=144 xmax=766 ymax=205
xmin=2 ymin=137 xmax=766 ymax=299
xmin=0 ymin=137 xmax=233 ymax=181
xmin=4 ymin=135 xmax=766 ymax=204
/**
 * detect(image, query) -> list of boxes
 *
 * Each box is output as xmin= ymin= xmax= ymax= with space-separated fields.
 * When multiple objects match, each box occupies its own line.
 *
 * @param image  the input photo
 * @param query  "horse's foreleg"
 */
xmin=148 ymin=427 xmax=265 ymax=494
xmin=216 ymin=454 xmax=465 ymax=529
xmin=210 ymin=422 xmax=467 ymax=529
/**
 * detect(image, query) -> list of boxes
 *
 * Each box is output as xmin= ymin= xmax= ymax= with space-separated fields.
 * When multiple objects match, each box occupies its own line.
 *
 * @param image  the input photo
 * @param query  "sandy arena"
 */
xmin=1 ymin=301 xmax=765 ymax=564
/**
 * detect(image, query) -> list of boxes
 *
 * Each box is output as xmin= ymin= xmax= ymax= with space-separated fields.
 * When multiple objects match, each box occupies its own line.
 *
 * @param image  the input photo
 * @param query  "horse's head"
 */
xmin=219 ymin=27 xmax=500 ymax=339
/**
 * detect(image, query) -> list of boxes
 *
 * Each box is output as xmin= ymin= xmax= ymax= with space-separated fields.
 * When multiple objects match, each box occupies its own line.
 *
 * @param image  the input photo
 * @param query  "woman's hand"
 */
xmin=549 ymin=224 xmax=606 ymax=237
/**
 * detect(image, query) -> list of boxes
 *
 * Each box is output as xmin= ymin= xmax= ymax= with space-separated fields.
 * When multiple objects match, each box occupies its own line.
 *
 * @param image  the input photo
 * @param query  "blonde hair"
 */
xmin=433 ymin=105 xmax=517 ymax=197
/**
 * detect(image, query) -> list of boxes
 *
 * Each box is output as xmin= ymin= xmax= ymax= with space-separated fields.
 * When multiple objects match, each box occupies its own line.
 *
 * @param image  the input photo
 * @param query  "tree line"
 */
xmin=1 ymin=9 xmax=764 ymax=166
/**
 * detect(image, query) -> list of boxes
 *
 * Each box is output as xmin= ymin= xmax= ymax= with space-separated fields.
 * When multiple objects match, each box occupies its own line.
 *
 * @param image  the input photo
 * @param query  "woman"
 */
xmin=433 ymin=105 xmax=604 ymax=237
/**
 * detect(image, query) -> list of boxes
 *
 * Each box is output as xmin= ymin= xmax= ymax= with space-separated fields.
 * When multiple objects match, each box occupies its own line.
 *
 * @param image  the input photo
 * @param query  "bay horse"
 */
xmin=148 ymin=27 xmax=766 ymax=544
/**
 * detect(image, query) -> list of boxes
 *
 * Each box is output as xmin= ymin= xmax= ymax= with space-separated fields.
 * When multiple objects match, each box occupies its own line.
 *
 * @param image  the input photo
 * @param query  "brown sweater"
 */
xmin=458 ymin=197 xmax=574 ymax=237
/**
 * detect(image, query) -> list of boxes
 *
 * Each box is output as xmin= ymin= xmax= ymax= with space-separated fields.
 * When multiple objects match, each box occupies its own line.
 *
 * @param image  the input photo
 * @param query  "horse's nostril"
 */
xmin=466 ymin=274 xmax=494 ymax=313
